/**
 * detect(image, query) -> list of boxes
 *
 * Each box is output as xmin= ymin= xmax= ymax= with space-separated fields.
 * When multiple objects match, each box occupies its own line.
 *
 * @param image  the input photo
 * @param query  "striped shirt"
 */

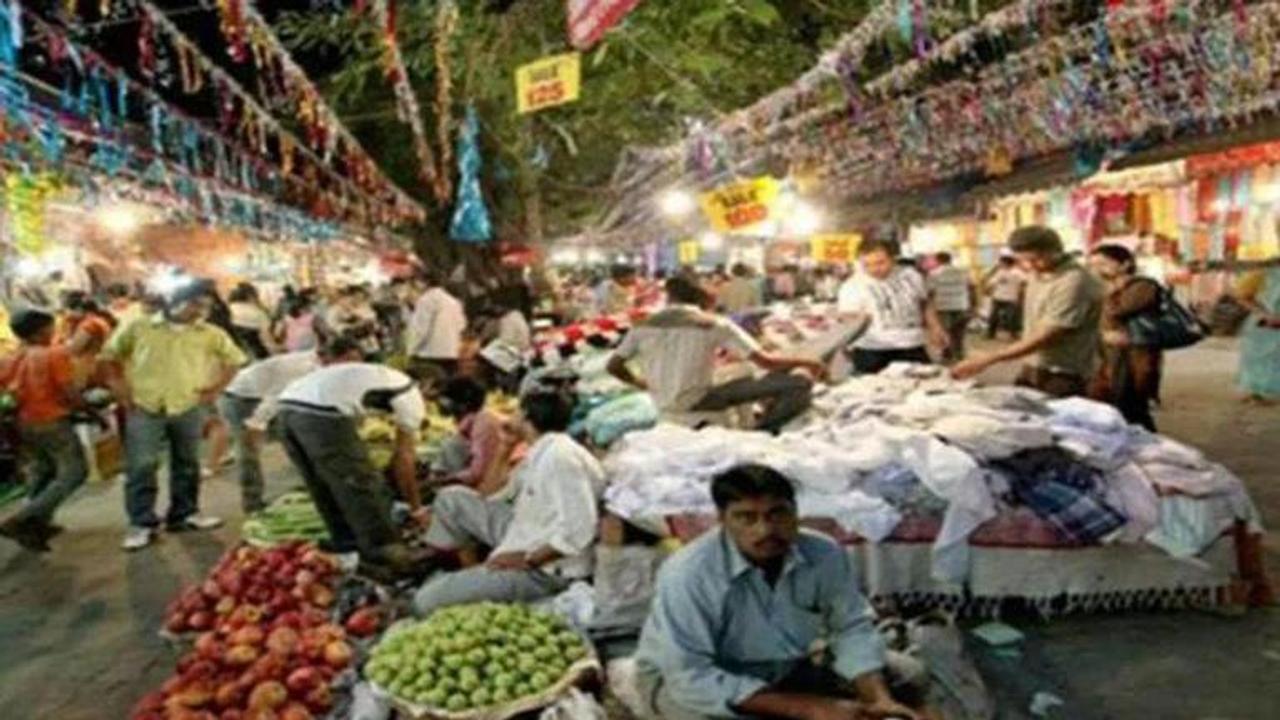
xmin=837 ymin=268 xmax=928 ymax=350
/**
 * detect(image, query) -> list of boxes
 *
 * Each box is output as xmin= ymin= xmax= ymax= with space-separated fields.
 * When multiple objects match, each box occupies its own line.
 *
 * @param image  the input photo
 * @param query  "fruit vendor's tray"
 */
xmin=366 ymin=603 xmax=601 ymax=720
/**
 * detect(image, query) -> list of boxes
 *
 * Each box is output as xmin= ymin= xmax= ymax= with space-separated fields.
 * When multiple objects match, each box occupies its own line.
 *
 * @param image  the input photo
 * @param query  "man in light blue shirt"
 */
xmin=635 ymin=464 xmax=929 ymax=720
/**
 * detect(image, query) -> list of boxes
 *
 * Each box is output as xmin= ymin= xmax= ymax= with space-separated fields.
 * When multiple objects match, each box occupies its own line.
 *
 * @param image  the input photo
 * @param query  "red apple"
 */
xmin=283 ymin=667 xmax=321 ymax=694
xmin=343 ymin=607 xmax=380 ymax=638
xmin=213 ymin=681 xmax=241 ymax=709
xmin=247 ymin=681 xmax=287 ymax=710
xmin=278 ymin=703 xmax=313 ymax=720
xmin=321 ymin=641 xmax=351 ymax=669
xmin=303 ymin=683 xmax=331 ymax=713
xmin=230 ymin=626 xmax=265 ymax=647
xmin=265 ymin=627 xmax=300 ymax=657
xmin=225 ymin=645 xmax=259 ymax=667
xmin=187 ymin=611 xmax=212 ymax=632
xmin=194 ymin=633 xmax=221 ymax=660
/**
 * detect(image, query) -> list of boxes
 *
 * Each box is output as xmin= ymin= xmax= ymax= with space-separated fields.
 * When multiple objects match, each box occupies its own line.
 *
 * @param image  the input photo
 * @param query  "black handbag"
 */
xmin=1126 ymin=283 xmax=1205 ymax=350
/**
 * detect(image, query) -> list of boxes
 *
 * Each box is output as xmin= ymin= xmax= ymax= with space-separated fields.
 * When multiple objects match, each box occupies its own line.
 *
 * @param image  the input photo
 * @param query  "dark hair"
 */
xmin=857 ymin=237 xmax=899 ymax=258
xmin=11 ymin=308 xmax=55 ymax=341
xmin=63 ymin=290 xmax=91 ymax=312
xmin=440 ymin=377 xmax=487 ymax=417
xmin=665 ymin=275 xmax=708 ymax=306
xmin=936 ymin=252 xmax=953 ymax=264
xmin=710 ymin=464 xmax=796 ymax=511
xmin=520 ymin=390 xmax=575 ymax=434
xmin=106 ymin=283 xmax=130 ymax=299
xmin=1008 ymin=225 xmax=1063 ymax=255
xmin=321 ymin=334 xmax=362 ymax=360
xmin=731 ymin=263 xmax=750 ymax=278
xmin=1089 ymin=244 xmax=1137 ymax=274
xmin=998 ymin=256 xmax=1015 ymax=267
xmin=228 ymin=282 xmax=260 ymax=304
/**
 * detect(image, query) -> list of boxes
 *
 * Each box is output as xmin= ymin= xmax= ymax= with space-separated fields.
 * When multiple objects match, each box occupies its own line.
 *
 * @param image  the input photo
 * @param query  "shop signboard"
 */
xmin=515 ymin=53 xmax=582 ymax=114
xmin=567 ymin=0 xmax=643 ymax=50
xmin=699 ymin=176 xmax=780 ymax=233
xmin=810 ymin=233 xmax=862 ymax=262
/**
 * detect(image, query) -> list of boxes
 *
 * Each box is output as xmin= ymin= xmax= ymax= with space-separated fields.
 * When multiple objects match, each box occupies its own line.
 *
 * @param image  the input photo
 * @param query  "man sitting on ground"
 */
xmin=606 ymin=276 xmax=824 ymax=433
xmin=636 ymin=464 xmax=933 ymax=720
xmin=412 ymin=389 xmax=605 ymax=616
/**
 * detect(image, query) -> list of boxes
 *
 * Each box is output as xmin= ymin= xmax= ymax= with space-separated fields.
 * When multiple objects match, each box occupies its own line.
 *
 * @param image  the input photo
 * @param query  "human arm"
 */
xmin=201 ymin=330 xmax=248 ymax=405
xmin=1231 ymin=270 xmax=1280 ymax=324
xmin=392 ymin=426 xmax=424 ymax=515
xmin=951 ymin=323 xmax=1069 ymax=379
xmin=607 ymin=329 xmax=650 ymax=391
xmin=748 ymin=350 xmax=826 ymax=380
xmin=449 ymin=413 xmax=505 ymax=487
xmin=922 ymin=298 xmax=949 ymax=350
xmin=99 ymin=321 xmax=136 ymax=408
xmin=403 ymin=296 xmax=436 ymax=356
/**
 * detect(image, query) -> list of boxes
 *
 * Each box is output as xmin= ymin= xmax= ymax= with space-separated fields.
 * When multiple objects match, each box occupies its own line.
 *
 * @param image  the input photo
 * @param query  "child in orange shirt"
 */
xmin=0 ymin=309 xmax=89 ymax=551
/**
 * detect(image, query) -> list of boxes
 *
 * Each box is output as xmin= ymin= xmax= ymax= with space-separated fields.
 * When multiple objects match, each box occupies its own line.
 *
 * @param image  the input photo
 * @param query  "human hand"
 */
xmin=409 ymin=506 xmax=432 ymax=527
xmin=951 ymin=357 xmax=989 ymax=380
xmin=800 ymin=698 xmax=865 ymax=720
xmin=197 ymin=387 xmax=220 ymax=406
xmin=858 ymin=698 xmax=921 ymax=720
xmin=485 ymin=551 xmax=531 ymax=571
xmin=929 ymin=328 xmax=951 ymax=351
xmin=1102 ymin=330 xmax=1130 ymax=347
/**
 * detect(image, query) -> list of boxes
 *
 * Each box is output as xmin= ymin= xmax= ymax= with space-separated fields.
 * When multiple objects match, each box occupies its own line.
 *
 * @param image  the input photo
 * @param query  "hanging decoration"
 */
xmin=4 ymin=171 xmax=60 ymax=256
xmin=432 ymin=0 xmax=458 ymax=201
xmin=217 ymin=0 xmax=249 ymax=63
xmin=367 ymin=0 xmax=444 ymax=201
xmin=566 ymin=0 xmax=643 ymax=51
xmin=449 ymin=107 xmax=491 ymax=243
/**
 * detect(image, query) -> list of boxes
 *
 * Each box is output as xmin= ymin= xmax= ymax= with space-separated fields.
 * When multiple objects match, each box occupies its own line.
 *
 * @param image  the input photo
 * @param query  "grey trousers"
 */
xmin=279 ymin=410 xmax=397 ymax=555
xmin=692 ymin=371 xmax=813 ymax=433
xmin=217 ymin=394 xmax=266 ymax=513
xmin=413 ymin=487 xmax=569 ymax=616
xmin=13 ymin=420 xmax=87 ymax=525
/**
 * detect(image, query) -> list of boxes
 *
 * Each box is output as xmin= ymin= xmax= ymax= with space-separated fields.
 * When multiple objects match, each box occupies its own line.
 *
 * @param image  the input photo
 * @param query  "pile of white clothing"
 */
xmin=600 ymin=364 xmax=1262 ymax=583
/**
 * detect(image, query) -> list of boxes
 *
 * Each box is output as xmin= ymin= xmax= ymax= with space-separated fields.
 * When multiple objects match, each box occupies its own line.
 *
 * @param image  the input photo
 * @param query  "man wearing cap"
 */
xmin=103 ymin=282 xmax=247 ymax=551
xmin=953 ymin=226 xmax=1104 ymax=397
xmin=277 ymin=359 xmax=435 ymax=578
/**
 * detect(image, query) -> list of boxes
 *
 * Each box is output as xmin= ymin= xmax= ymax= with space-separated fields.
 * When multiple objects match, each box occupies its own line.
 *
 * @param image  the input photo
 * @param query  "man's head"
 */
xmin=318 ymin=335 xmax=363 ymax=365
xmin=106 ymin=283 xmax=131 ymax=301
xmin=935 ymin=252 xmax=953 ymax=266
xmin=10 ymin=308 xmax=57 ymax=346
xmin=62 ymin=290 xmax=91 ymax=319
xmin=857 ymin=238 xmax=900 ymax=280
xmin=712 ymin=464 xmax=799 ymax=565
xmin=515 ymin=389 xmax=574 ymax=441
xmin=1089 ymin=243 xmax=1137 ymax=281
xmin=1007 ymin=225 xmax=1065 ymax=273
xmin=665 ymin=275 xmax=709 ymax=307
xmin=998 ymin=255 xmax=1015 ymax=268
xmin=611 ymin=265 xmax=636 ymax=286
xmin=730 ymin=263 xmax=750 ymax=279
xmin=69 ymin=316 xmax=111 ymax=355
xmin=165 ymin=282 xmax=211 ymax=324
xmin=438 ymin=377 xmax=487 ymax=421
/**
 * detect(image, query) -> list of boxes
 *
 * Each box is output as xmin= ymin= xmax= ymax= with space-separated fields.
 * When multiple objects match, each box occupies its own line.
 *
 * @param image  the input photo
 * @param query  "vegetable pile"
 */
xmin=137 ymin=543 xmax=355 ymax=720
xmin=241 ymin=493 xmax=330 ymax=547
xmin=365 ymin=603 xmax=589 ymax=712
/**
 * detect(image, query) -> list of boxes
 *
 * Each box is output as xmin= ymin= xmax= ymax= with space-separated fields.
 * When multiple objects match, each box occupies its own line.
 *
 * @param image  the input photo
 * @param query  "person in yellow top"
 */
xmin=0 ymin=304 xmax=17 ymax=356
xmin=102 ymin=281 xmax=247 ymax=551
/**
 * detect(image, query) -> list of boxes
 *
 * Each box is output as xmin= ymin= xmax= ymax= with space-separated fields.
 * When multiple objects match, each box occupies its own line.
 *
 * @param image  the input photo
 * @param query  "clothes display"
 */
xmin=601 ymin=364 xmax=1263 ymax=588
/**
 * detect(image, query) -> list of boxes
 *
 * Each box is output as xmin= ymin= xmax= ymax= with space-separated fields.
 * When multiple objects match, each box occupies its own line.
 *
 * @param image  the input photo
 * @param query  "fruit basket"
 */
xmin=365 ymin=603 xmax=601 ymax=720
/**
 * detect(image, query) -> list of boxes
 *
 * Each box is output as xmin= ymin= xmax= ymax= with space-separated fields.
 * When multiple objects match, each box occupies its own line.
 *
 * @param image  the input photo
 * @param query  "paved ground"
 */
xmin=0 ymin=337 xmax=1275 ymax=719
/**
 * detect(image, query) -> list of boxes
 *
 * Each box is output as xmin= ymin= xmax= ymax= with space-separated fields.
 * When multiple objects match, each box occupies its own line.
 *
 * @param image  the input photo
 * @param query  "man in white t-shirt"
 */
xmin=277 ymin=360 xmax=434 ymax=577
xmin=926 ymin=252 xmax=973 ymax=362
xmin=405 ymin=272 xmax=468 ymax=386
xmin=983 ymin=256 xmax=1026 ymax=339
xmin=218 ymin=336 xmax=362 ymax=513
xmin=607 ymin=276 xmax=824 ymax=433
xmin=837 ymin=239 xmax=948 ymax=374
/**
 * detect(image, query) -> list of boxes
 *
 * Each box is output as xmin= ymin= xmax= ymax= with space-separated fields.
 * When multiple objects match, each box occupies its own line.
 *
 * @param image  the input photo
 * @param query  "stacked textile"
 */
xmin=602 ymin=364 xmax=1262 ymax=584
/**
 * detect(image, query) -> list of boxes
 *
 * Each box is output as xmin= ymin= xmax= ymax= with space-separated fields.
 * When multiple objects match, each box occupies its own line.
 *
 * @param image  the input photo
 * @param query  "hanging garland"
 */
xmin=433 ymin=0 xmax=458 ymax=202
xmin=4 ymin=171 xmax=60 ymax=256
xmin=367 ymin=0 xmax=441 ymax=201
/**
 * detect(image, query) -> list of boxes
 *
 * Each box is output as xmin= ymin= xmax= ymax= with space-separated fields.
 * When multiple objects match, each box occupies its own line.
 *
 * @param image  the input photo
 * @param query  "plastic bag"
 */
xmin=584 ymin=393 xmax=658 ymax=447
xmin=591 ymin=545 xmax=661 ymax=633
xmin=537 ymin=688 xmax=607 ymax=720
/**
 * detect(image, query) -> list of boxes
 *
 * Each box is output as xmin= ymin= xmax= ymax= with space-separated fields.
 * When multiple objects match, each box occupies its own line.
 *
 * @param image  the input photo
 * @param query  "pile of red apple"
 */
xmin=133 ymin=542 xmax=356 ymax=720
xmin=163 ymin=542 xmax=339 ymax=636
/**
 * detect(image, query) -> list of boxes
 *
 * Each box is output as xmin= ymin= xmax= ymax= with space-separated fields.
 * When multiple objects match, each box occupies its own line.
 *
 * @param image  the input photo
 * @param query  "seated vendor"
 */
xmin=606 ymin=276 xmax=823 ymax=433
xmin=434 ymin=377 xmax=512 ymax=496
xmin=412 ymin=389 xmax=605 ymax=616
xmin=635 ymin=464 xmax=934 ymax=720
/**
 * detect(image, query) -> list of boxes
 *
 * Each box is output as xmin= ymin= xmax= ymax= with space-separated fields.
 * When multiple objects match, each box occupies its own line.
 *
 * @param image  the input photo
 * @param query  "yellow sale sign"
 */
xmin=699 ymin=176 xmax=780 ymax=232
xmin=515 ymin=53 xmax=582 ymax=114
xmin=810 ymin=233 xmax=862 ymax=262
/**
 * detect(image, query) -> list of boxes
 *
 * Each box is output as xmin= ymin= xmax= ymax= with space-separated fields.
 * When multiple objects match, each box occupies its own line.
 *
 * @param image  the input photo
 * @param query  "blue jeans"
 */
xmin=14 ymin=419 xmax=88 ymax=525
xmin=217 ymin=394 xmax=266 ymax=513
xmin=124 ymin=406 xmax=205 ymax=528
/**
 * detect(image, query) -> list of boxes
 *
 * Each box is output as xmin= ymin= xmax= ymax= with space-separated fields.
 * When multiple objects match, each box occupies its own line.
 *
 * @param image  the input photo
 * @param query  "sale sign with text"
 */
xmin=699 ymin=176 xmax=780 ymax=233
xmin=567 ymin=0 xmax=643 ymax=50
xmin=515 ymin=53 xmax=582 ymax=114
xmin=810 ymin=233 xmax=863 ymax=263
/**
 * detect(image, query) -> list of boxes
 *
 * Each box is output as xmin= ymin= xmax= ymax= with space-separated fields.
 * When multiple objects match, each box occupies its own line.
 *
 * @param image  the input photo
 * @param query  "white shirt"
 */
xmin=279 ymin=362 xmax=425 ymax=431
xmin=612 ymin=305 xmax=761 ymax=412
xmin=837 ymin=268 xmax=928 ymax=350
xmin=496 ymin=310 xmax=532 ymax=351
xmin=405 ymin=287 xmax=467 ymax=360
xmin=226 ymin=351 xmax=322 ymax=430
xmin=927 ymin=265 xmax=971 ymax=312
xmin=229 ymin=302 xmax=270 ymax=331
xmin=987 ymin=267 xmax=1026 ymax=303
xmin=492 ymin=433 xmax=605 ymax=578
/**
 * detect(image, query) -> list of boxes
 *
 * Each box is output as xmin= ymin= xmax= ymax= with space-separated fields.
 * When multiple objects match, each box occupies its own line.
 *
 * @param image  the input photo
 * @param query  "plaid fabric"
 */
xmin=1010 ymin=477 xmax=1126 ymax=544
